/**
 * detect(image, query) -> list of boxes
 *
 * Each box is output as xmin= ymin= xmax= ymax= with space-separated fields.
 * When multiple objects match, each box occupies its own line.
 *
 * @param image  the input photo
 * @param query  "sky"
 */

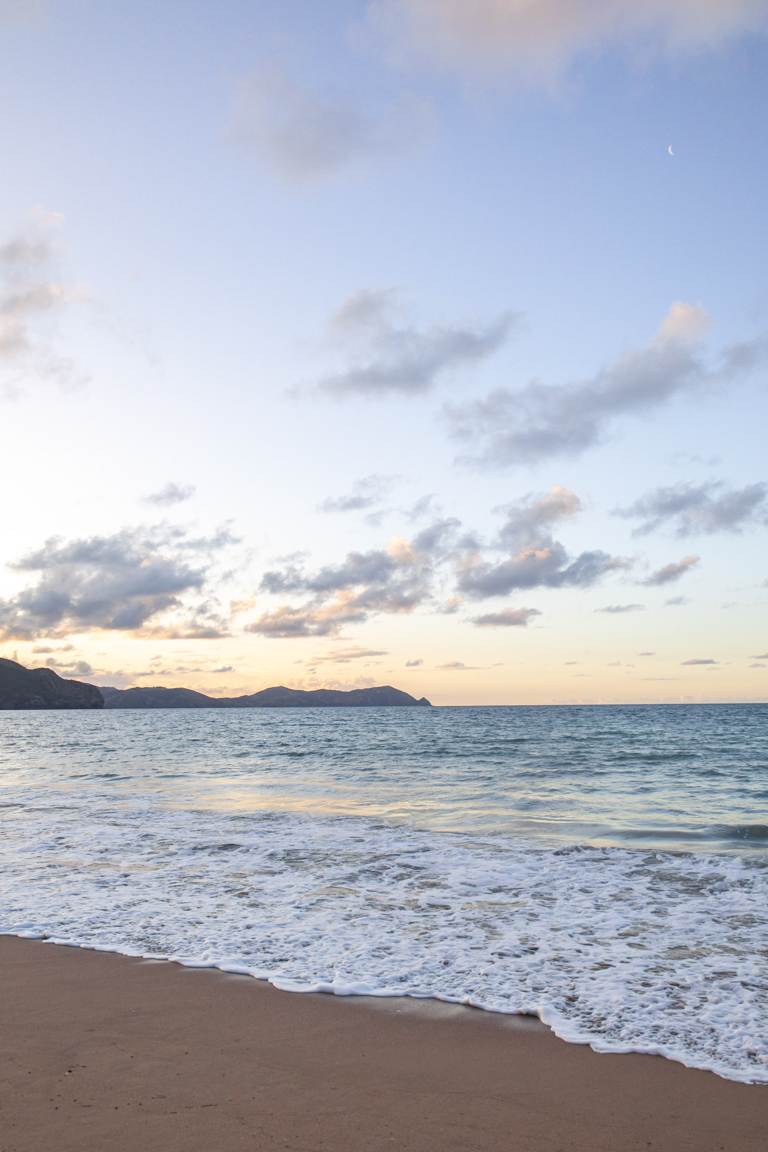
xmin=1 ymin=0 xmax=767 ymax=705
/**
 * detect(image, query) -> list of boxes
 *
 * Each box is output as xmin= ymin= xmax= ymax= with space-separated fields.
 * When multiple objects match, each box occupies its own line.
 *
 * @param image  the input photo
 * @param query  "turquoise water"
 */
xmin=0 ymin=705 xmax=766 ymax=1081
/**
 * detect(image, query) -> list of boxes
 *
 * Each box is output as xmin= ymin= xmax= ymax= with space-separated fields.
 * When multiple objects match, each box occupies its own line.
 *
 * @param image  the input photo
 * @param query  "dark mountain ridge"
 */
xmin=0 ymin=659 xmax=431 ymax=709
xmin=100 ymin=684 xmax=431 ymax=708
xmin=0 ymin=657 xmax=103 ymax=710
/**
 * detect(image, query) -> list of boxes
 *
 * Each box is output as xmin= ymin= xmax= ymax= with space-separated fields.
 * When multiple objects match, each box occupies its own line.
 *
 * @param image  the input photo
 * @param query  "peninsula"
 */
xmin=0 ymin=658 xmax=431 ymax=709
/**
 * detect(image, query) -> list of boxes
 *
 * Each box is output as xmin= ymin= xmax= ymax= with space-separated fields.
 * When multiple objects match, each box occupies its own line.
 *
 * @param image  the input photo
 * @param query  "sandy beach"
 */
xmin=0 ymin=935 xmax=764 ymax=1152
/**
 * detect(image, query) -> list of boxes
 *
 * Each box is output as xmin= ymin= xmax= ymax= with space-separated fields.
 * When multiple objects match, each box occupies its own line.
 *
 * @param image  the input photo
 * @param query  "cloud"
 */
xmin=665 ymin=595 xmax=689 ymax=606
xmin=370 ymin=0 xmax=768 ymax=80
xmin=318 ymin=473 xmax=396 ymax=513
xmin=407 ymin=493 xmax=441 ymax=521
xmin=251 ymin=493 xmax=627 ymax=636
xmin=681 ymin=658 xmax=718 ymax=665
xmin=595 ymin=603 xmax=645 ymax=614
xmin=405 ymin=658 xmax=423 ymax=667
xmin=749 ymin=662 xmax=766 ymax=669
xmin=436 ymin=661 xmax=478 ymax=671
xmin=213 ymin=666 xmax=235 ymax=673
xmin=471 ymin=606 xmax=541 ymax=627
xmin=495 ymin=485 xmax=581 ymax=548
xmin=456 ymin=486 xmax=628 ymax=598
xmin=312 ymin=646 xmax=388 ymax=664
xmin=0 ymin=525 xmax=234 ymax=641
xmin=616 ymin=480 xmax=768 ymax=536
xmin=642 ymin=554 xmax=700 ymax=586
xmin=233 ymin=63 xmax=432 ymax=181
xmin=250 ymin=543 xmax=433 ymax=638
xmin=144 ymin=482 xmax=196 ymax=507
xmin=753 ymin=652 xmax=768 ymax=659
xmin=43 ymin=657 xmax=94 ymax=678
xmin=250 ymin=514 xmax=468 ymax=639
xmin=459 ymin=543 xmax=627 ymax=597
xmin=437 ymin=595 xmax=462 ymax=615
xmin=314 ymin=289 xmax=515 ymax=398
xmin=143 ymin=616 xmax=231 ymax=640
xmin=1 ymin=214 xmax=86 ymax=399
xmin=448 ymin=304 xmax=766 ymax=467
xmin=246 ymin=603 xmax=360 ymax=639
xmin=638 ymin=651 xmax=656 ymax=656
xmin=261 ymin=547 xmax=402 ymax=595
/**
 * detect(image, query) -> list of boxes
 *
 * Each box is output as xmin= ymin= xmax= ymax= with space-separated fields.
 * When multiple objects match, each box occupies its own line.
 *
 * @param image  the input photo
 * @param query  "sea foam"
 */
xmin=1 ymin=794 xmax=766 ymax=1083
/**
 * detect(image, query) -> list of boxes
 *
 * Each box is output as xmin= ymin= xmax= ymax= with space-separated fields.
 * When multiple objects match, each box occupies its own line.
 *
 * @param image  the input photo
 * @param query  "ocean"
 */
xmin=1 ymin=704 xmax=766 ymax=1083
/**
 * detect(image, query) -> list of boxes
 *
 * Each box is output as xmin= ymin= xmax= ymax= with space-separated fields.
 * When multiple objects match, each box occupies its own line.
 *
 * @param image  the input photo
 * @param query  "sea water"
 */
xmin=0 ymin=704 xmax=766 ymax=1082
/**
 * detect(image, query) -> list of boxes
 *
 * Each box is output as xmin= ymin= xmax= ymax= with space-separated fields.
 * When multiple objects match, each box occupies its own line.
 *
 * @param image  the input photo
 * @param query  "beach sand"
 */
xmin=0 ymin=935 xmax=764 ymax=1152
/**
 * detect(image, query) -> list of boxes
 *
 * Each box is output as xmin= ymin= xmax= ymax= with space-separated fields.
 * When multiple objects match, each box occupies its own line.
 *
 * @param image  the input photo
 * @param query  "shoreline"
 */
xmin=1 ymin=935 xmax=765 ymax=1152
xmin=7 ymin=929 xmax=764 ymax=1084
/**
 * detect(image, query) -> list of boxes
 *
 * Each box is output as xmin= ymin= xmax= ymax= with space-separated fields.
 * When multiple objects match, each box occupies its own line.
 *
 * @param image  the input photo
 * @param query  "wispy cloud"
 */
xmin=42 ymin=657 xmax=94 ymax=679
xmin=0 ymin=213 xmax=86 ymax=399
xmin=471 ymin=606 xmax=541 ymax=627
xmin=448 ymin=304 xmax=766 ymax=467
xmin=595 ymin=603 xmax=645 ymax=614
xmin=642 ymin=555 xmax=700 ymax=586
xmin=311 ymin=646 xmax=388 ymax=664
xmin=144 ymin=482 xmax=196 ymax=507
xmin=313 ymin=289 xmax=516 ymax=398
xmin=460 ymin=544 xmax=627 ymax=597
xmin=318 ymin=473 xmax=397 ymax=513
xmin=681 ymin=657 xmax=719 ymax=666
xmin=495 ymin=485 xmax=582 ymax=548
xmin=233 ymin=63 xmax=432 ymax=182
xmin=369 ymin=0 xmax=768 ymax=81
xmin=616 ymin=480 xmax=768 ymax=536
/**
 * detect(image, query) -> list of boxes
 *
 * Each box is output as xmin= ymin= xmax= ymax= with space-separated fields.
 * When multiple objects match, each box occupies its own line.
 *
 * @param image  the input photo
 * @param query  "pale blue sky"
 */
xmin=1 ymin=1 xmax=766 ymax=703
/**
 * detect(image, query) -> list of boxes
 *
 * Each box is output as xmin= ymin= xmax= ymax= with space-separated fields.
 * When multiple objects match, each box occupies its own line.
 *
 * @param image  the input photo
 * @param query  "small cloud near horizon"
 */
xmin=144 ymin=482 xmax=196 ymax=507
xmin=318 ymin=473 xmax=397 ymax=514
xmin=642 ymin=555 xmax=700 ymax=586
xmin=471 ymin=606 xmax=541 ymax=627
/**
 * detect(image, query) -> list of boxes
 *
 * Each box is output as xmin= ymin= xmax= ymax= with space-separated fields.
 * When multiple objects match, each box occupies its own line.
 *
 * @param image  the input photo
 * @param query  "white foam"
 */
xmin=0 ymin=790 xmax=766 ymax=1083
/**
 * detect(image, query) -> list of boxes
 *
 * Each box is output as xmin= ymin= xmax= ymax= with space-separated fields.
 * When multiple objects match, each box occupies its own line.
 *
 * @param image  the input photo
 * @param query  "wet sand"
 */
xmin=0 ymin=935 xmax=764 ymax=1152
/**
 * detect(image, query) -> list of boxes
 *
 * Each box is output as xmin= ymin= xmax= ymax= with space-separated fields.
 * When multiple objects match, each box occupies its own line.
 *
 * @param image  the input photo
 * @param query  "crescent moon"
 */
xmin=667 ymin=145 xmax=675 ymax=156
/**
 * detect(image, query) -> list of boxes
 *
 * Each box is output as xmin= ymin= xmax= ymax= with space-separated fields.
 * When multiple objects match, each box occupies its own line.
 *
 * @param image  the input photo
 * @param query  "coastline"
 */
xmin=0 ymin=935 xmax=764 ymax=1152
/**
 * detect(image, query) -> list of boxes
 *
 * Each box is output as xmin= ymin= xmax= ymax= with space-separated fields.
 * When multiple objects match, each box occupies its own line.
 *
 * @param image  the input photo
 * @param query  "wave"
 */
xmin=1 ymin=799 xmax=766 ymax=1084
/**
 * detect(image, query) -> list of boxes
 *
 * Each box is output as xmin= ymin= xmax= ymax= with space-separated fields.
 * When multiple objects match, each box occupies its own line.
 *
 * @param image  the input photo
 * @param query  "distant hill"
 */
xmin=0 ymin=657 xmax=430 ymax=710
xmin=0 ymin=657 xmax=104 ymax=710
xmin=100 ymin=684 xmax=431 ymax=709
